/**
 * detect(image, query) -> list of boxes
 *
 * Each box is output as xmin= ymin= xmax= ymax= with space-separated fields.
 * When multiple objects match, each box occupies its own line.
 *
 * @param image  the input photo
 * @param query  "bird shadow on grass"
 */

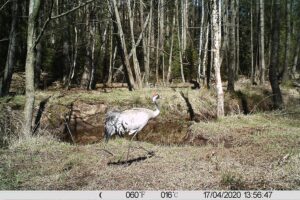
xmin=107 ymin=150 xmax=155 ymax=166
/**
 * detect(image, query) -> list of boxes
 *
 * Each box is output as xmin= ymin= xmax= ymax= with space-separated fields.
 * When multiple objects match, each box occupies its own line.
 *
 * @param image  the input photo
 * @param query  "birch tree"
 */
xmin=212 ymin=0 xmax=224 ymax=117
xmin=177 ymin=1 xmax=185 ymax=83
xmin=197 ymin=0 xmax=205 ymax=82
xmin=181 ymin=0 xmax=188 ymax=52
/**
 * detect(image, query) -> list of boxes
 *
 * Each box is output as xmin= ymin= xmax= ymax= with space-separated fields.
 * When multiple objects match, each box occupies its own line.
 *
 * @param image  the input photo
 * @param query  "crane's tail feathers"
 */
xmin=105 ymin=124 xmax=115 ymax=142
xmin=104 ymin=111 xmax=121 ymax=142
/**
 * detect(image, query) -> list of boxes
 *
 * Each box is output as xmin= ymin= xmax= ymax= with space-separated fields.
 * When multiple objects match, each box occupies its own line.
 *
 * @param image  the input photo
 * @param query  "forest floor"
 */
xmin=0 ymin=81 xmax=300 ymax=190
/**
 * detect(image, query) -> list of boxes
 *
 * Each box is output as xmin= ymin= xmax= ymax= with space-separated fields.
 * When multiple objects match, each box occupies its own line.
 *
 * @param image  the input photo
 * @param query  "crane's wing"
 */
xmin=119 ymin=109 xmax=153 ymax=135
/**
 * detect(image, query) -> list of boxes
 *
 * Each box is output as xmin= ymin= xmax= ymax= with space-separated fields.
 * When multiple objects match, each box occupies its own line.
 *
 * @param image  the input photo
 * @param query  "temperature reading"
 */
xmin=161 ymin=191 xmax=178 ymax=198
xmin=125 ymin=191 xmax=145 ymax=199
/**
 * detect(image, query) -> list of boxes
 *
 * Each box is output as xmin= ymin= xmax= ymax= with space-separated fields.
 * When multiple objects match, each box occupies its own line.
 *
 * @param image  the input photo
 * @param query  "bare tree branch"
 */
xmin=51 ymin=0 xmax=96 ymax=19
xmin=33 ymin=0 xmax=96 ymax=49
xmin=113 ymin=13 xmax=150 ymax=79
xmin=33 ymin=0 xmax=54 ymax=49
xmin=0 ymin=0 xmax=11 ymax=12
xmin=0 ymin=38 xmax=9 ymax=42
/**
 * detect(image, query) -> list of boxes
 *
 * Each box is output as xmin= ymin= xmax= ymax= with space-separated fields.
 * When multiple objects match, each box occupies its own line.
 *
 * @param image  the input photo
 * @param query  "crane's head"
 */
xmin=152 ymin=93 xmax=160 ymax=102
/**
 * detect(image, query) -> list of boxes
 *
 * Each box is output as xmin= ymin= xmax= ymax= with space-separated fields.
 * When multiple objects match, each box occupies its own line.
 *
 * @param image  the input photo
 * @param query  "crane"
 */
xmin=104 ymin=94 xmax=160 ymax=142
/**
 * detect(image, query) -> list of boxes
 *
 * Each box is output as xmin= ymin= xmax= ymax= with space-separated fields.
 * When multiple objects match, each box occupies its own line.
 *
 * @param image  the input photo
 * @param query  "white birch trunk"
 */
xmin=212 ymin=0 xmax=224 ymax=117
xmin=197 ymin=0 xmax=205 ymax=82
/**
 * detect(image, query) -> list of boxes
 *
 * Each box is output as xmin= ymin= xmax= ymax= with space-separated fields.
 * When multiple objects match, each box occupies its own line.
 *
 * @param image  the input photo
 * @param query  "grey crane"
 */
xmin=104 ymin=94 xmax=160 ymax=142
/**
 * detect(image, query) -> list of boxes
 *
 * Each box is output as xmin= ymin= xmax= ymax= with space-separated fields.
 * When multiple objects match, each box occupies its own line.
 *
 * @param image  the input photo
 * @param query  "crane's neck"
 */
xmin=153 ymin=100 xmax=160 ymax=118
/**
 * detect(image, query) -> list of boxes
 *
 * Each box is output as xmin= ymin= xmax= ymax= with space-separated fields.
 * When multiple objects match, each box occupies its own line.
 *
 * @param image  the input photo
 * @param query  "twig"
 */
xmin=273 ymin=111 xmax=300 ymax=116
xmin=98 ymin=148 xmax=114 ymax=156
xmin=147 ymin=45 xmax=190 ymax=65
xmin=249 ymin=94 xmax=275 ymax=114
xmin=133 ymin=146 xmax=154 ymax=155
xmin=51 ymin=0 xmax=96 ymax=20
xmin=64 ymin=117 xmax=76 ymax=144
xmin=0 ymin=38 xmax=9 ymax=42
xmin=112 ymin=12 xmax=150 ymax=79
xmin=0 ymin=0 xmax=10 ymax=12
xmin=33 ymin=0 xmax=54 ymax=49
xmin=33 ymin=0 xmax=96 ymax=49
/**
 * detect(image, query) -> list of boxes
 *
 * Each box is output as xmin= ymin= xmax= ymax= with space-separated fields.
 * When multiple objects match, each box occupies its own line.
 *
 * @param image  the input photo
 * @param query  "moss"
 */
xmin=0 ymin=95 xmax=25 ymax=110
xmin=221 ymin=171 xmax=245 ymax=190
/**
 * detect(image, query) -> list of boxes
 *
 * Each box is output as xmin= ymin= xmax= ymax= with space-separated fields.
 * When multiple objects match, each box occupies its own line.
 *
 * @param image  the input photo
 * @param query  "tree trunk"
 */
xmin=292 ymin=34 xmax=300 ymax=77
xmin=107 ymin=24 xmax=115 ymax=84
xmin=23 ymin=0 xmax=41 ymax=137
xmin=212 ymin=0 xmax=224 ymax=117
xmin=80 ymin=8 xmax=92 ymax=89
xmin=202 ymin=21 xmax=209 ymax=86
xmin=61 ymin=1 xmax=71 ymax=86
xmin=63 ymin=40 xmax=71 ymax=85
xmin=220 ymin=0 xmax=228 ymax=72
xmin=89 ymin=23 xmax=96 ymax=90
xmin=167 ymin=3 xmax=176 ymax=84
xmin=145 ymin=0 xmax=152 ymax=85
xmin=35 ymin=41 xmax=42 ymax=89
xmin=207 ymin=19 xmax=212 ymax=89
xmin=267 ymin=0 xmax=273 ymax=76
xmin=227 ymin=0 xmax=236 ymax=92
xmin=197 ymin=0 xmax=205 ymax=82
xmin=181 ymin=0 xmax=188 ymax=52
xmin=177 ymin=1 xmax=185 ymax=83
xmin=112 ymin=12 xmax=150 ymax=82
xmin=66 ymin=26 xmax=78 ymax=89
xmin=250 ymin=1 xmax=254 ymax=84
xmin=282 ymin=0 xmax=291 ymax=82
xmin=160 ymin=0 xmax=165 ymax=84
xmin=110 ymin=0 xmax=136 ymax=90
xmin=269 ymin=0 xmax=283 ymax=109
xmin=235 ymin=0 xmax=239 ymax=77
xmin=0 ymin=0 xmax=19 ymax=97
xmin=127 ymin=0 xmax=142 ymax=88
xmin=155 ymin=0 xmax=164 ymax=84
xmin=139 ymin=0 xmax=148 ymax=85
xmin=259 ymin=0 xmax=265 ymax=84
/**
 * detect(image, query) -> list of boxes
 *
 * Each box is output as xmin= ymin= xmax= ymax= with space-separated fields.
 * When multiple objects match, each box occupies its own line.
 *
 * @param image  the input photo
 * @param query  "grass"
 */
xmin=0 ymin=81 xmax=299 ymax=190
xmin=221 ymin=171 xmax=244 ymax=190
xmin=0 ymin=110 xmax=299 ymax=190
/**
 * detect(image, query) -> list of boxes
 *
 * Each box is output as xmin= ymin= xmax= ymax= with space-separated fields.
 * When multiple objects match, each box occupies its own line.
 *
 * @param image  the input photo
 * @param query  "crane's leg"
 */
xmin=126 ymin=131 xmax=139 ymax=160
